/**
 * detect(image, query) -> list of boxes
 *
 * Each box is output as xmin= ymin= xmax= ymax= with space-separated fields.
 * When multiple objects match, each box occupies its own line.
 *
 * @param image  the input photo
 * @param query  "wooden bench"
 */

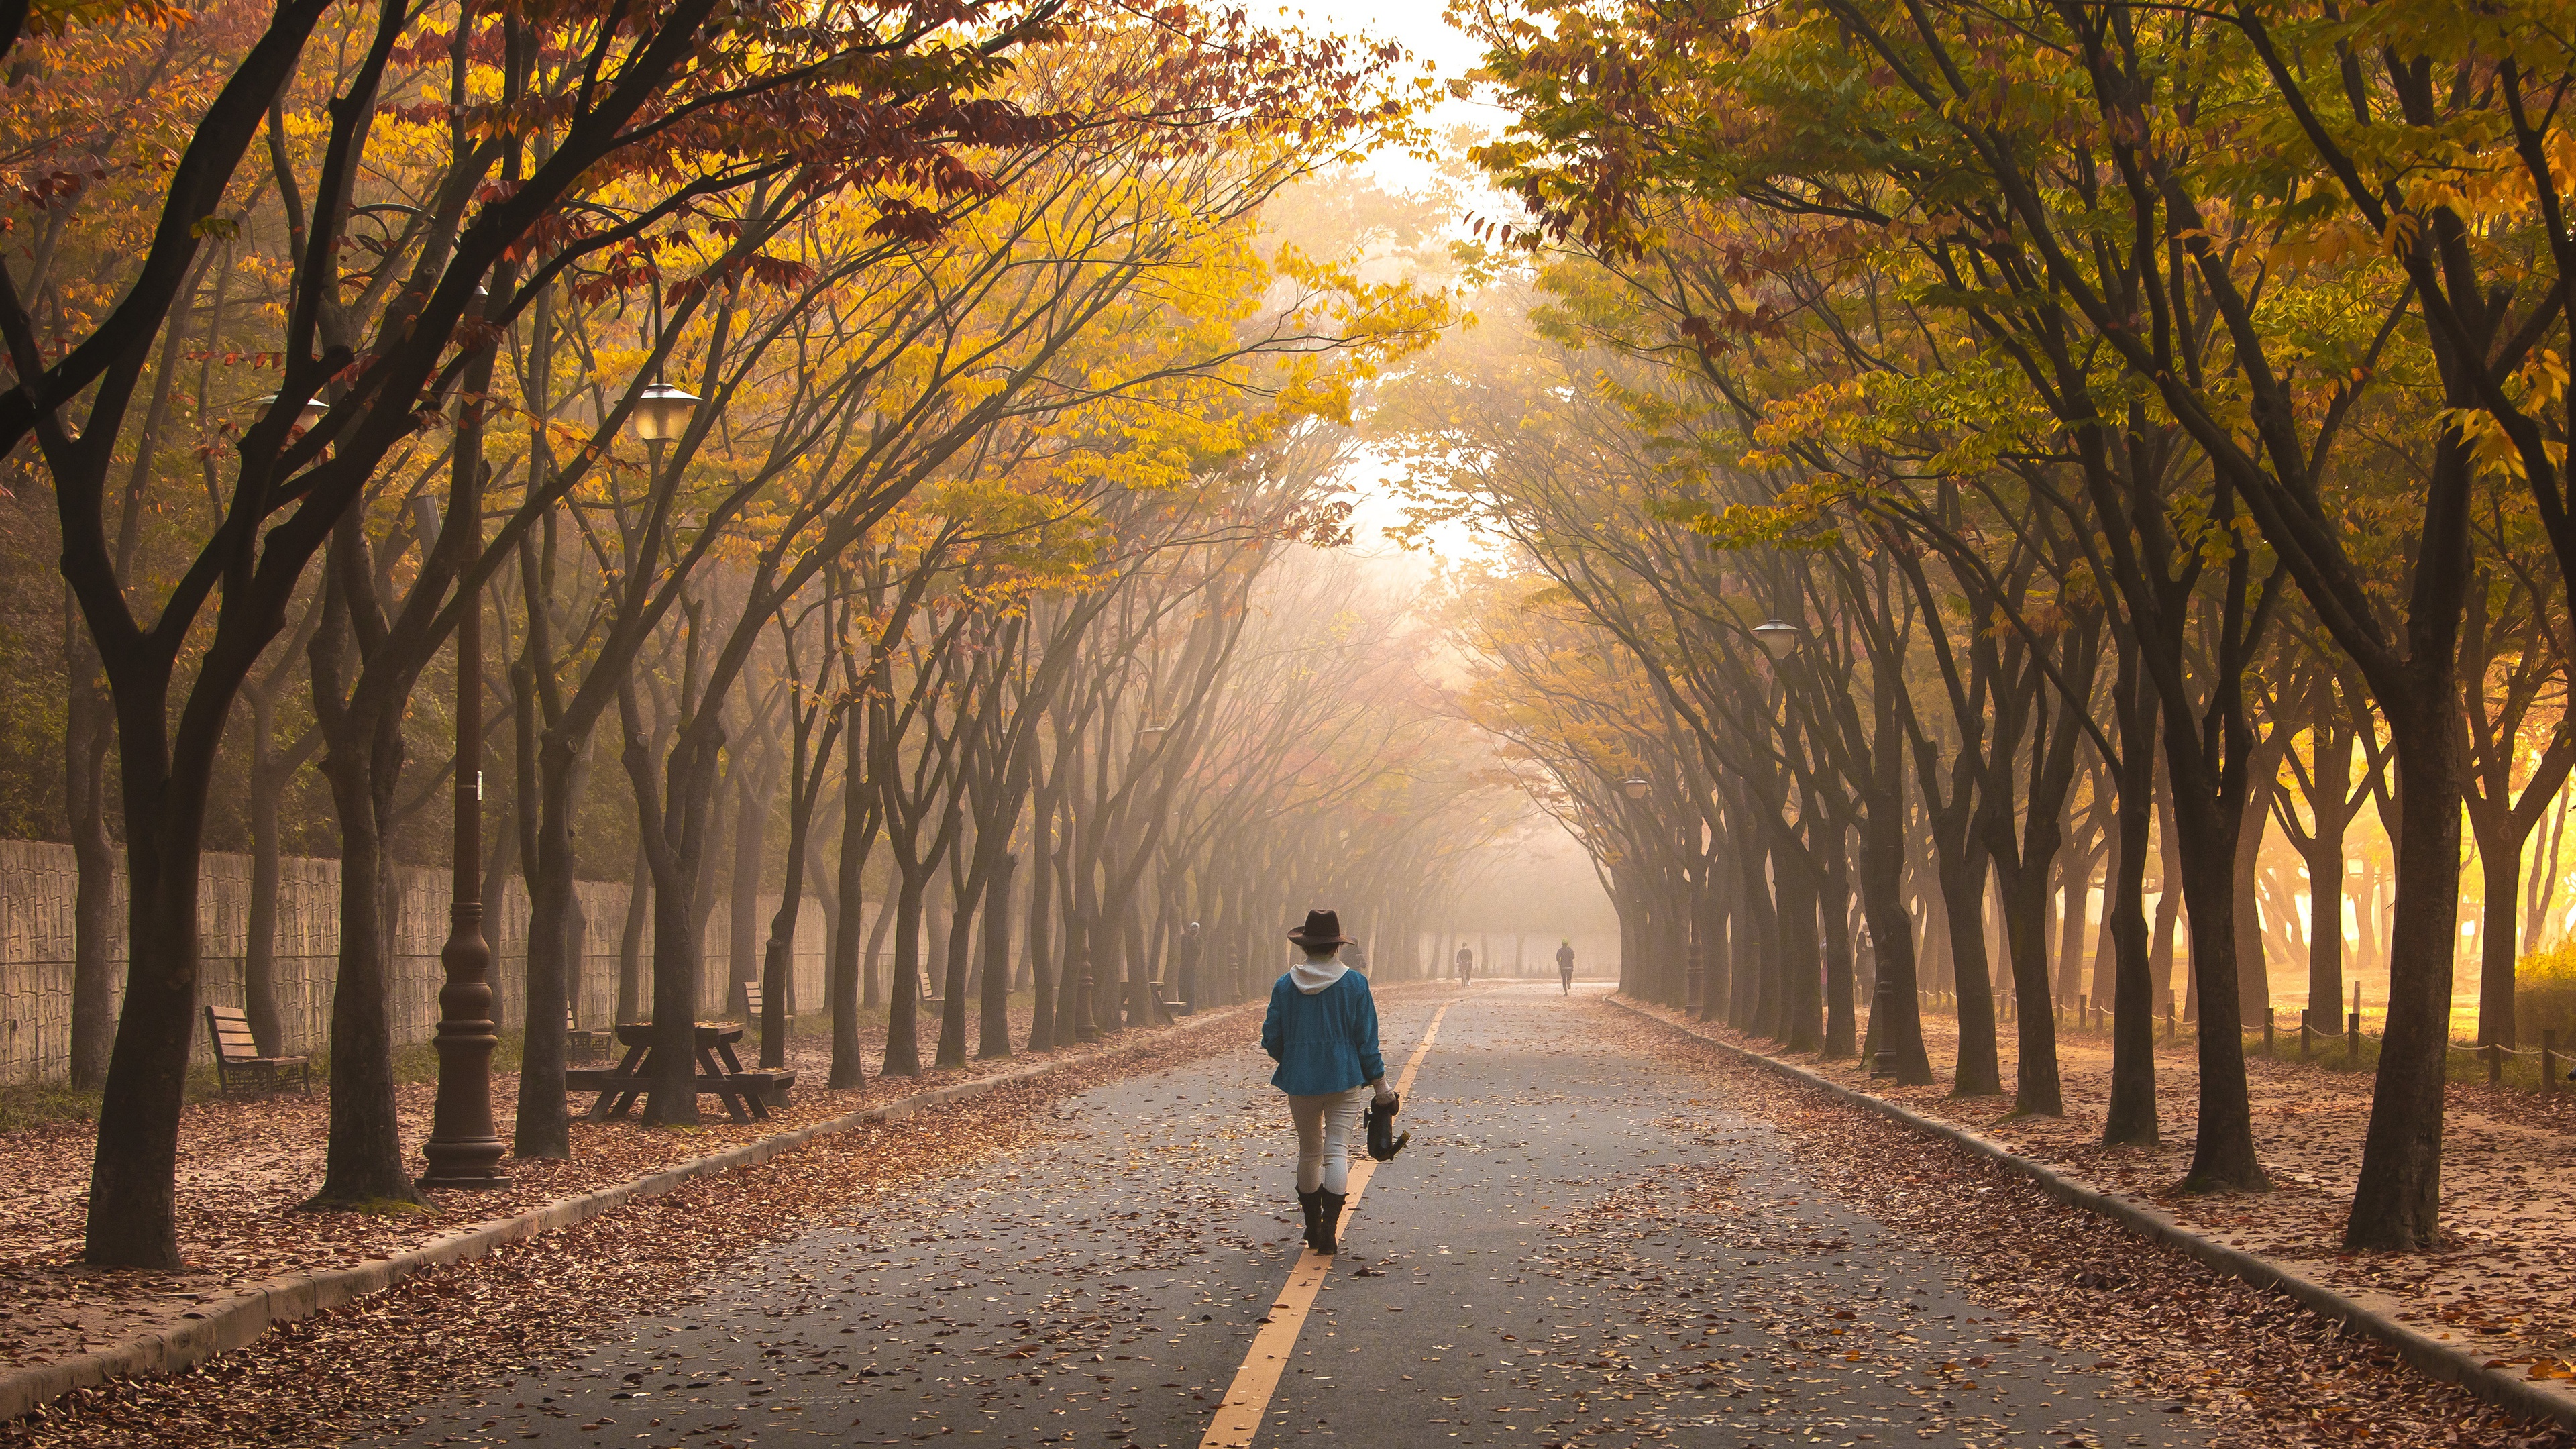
xmin=1152 ymin=979 xmax=1189 ymax=1016
xmin=737 ymin=981 xmax=793 ymax=1106
xmin=204 ymin=1004 xmax=311 ymax=1095
xmin=565 ymin=1000 xmax=610 ymax=1065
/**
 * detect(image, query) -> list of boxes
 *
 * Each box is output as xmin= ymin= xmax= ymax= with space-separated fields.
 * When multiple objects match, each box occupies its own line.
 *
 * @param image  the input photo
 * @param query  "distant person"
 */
xmin=1454 ymin=945 xmax=1474 ymax=985
xmin=1262 ymin=909 xmax=1391 ymax=1256
xmin=1556 ymin=938 xmax=1576 ymax=995
xmin=1176 ymin=921 xmax=1203 ymax=1010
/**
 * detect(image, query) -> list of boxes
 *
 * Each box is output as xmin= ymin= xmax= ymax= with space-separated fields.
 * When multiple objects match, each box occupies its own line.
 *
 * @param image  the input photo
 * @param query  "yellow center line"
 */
xmin=1197 ymin=997 xmax=1460 ymax=1449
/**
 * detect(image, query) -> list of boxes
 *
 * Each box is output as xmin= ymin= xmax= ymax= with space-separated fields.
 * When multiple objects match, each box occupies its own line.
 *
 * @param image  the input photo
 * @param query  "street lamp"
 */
xmin=418 ymin=306 xmax=511 ymax=1191
xmin=1753 ymin=618 xmax=1805 ymax=659
xmin=1138 ymin=724 xmax=1169 ymax=745
xmin=1621 ymin=777 xmax=1650 ymax=800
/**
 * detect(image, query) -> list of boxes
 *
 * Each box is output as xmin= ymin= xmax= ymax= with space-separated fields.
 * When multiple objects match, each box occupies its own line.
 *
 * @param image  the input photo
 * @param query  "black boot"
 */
xmin=1298 ymin=1190 xmax=1324 ymax=1251
xmin=1314 ymin=1191 xmax=1348 ymax=1254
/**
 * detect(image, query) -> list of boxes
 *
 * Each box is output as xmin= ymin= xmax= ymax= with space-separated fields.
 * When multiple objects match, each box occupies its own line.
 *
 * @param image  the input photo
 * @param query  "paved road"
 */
xmin=366 ymin=985 xmax=2209 ymax=1449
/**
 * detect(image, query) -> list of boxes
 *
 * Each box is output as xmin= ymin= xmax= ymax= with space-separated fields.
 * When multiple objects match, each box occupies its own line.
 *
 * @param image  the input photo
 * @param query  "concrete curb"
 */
xmin=0 ymin=1003 xmax=1256 ymax=1424
xmin=1607 ymin=995 xmax=2576 ymax=1433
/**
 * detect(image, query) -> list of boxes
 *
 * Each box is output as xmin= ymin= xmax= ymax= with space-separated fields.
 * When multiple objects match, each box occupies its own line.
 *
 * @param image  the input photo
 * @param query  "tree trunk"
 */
xmin=515 ymin=733 xmax=586 ymax=1160
xmin=883 ymin=868 xmax=925 ymax=1077
xmin=244 ymin=720 xmax=291 ymax=1057
xmin=2308 ymin=810 xmax=2347 ymax=1051
xmin=2162 ymin=729 xmax=2268 ymax=1193
xmin=2346 ymin=696 xmax=2465 ymax=1248
xmin=83 ymin=801 xmax=206 ymax=1266
xmin=1025 ymin=803 xmax=1057 ymax=1050
xmin=639 ymin=720 xmax=724 ymax=1129
xmin=2476 ymin=839 xmax=2519 ymax=1050
xmin=936 ymin=871 xmax=980 ymax=1068
xmin=2053 ymin=835 xmax=2092 ymax=1010
xmin=2231 ymin=743 xmax=2280 ymax=1022
xmin=307 ymin=711 xmax=423 ymax=1209
xmin=1731 ymin=837 xmax=1773 ymax=1028
xmin=729 ymin=749 xmax=774 ymax=1005
xmin=1937 ymin=841 xmax=2004 ymax=1096
xmin=826 ymin=724 xmax=871 ymax=1089
xmin=2103 ymin=661 xmax=2161 ymax=1146
xmin=65 ymin=617 xmax=118 ymax=1088
xmin=616 ymin=841 xmax=649 ymax=1025
xmin=643 ymin=832 xmax=705 ymax=1124
xmin=2151 ymin=772 xmax=2182 ymax=1010
xmin=980 ymin=852 xmax=1016 ymax=1059
xmin=1818 ymin=839 xmax=1858 ymax=1057
xmin=1772 ymin=835 xmax=1824 ymax=1053
xmin=865 ymin=890 xmax=895 ymax=1009
xmin=1856 ymin=749 xmax=1932 ymax=1084
xmin=1998 ymin=849 xmax=2064 ymax=1116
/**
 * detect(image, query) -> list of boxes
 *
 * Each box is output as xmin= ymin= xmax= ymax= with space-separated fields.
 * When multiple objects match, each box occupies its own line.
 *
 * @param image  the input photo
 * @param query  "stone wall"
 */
xmin=0 ymin=841 xmax=839 ymax=1083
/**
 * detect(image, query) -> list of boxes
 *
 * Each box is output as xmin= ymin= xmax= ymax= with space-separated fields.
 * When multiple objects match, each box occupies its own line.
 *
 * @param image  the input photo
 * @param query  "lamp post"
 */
xmin=1613 ymin=777 xmax=1661 ymax=998
xmin=1870 ymin=969 xmax=1898 ymax=1078
xmin=1684 ymin=933 xmax=1703 ymax=1018
xmin=417 ymin=339 xmax=510 ymax=1191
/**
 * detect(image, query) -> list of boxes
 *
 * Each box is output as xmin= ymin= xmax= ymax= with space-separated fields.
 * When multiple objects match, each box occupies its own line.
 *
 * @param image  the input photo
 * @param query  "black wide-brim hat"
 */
xmin=1287 ymin=908 xmax=1354 ymax=946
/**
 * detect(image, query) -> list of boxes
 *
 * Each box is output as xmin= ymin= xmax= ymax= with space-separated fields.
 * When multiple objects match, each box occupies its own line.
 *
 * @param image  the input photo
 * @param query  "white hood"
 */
xmin=1288 ymin=957 xmax=1348 ymax=994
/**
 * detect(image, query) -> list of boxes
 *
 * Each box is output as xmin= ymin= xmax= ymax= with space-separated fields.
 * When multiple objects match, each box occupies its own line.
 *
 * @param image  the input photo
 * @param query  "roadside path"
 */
xmin=367 ymin=985 xmax=2210 ymax=1449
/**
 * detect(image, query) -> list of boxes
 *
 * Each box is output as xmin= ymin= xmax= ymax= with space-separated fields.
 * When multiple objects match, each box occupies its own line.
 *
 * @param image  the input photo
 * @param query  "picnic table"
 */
xmin=566 ymin=1022 xmax=794 ymax=1124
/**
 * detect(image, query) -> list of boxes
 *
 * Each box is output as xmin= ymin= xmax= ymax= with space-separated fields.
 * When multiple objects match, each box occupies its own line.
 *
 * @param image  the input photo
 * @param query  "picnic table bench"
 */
xmin=205 ymin=1004 xmax=311 ymax=1095
xmin=566 ymin=1022 xmax=794 ymax=1124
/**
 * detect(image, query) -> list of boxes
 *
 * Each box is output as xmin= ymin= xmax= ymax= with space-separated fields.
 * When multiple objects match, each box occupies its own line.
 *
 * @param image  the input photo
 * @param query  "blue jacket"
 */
xmin=1263 ymin=969 xmax=1385 ymax=1095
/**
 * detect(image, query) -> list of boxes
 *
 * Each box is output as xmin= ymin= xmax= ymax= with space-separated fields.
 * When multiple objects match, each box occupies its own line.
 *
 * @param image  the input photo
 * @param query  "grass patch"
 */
xmin=386 ymin=1027 xmax=527 ymax=1086
xmin=0 ymin=1079 xmax=105 ymax=1132
xmin=0 ymin=1059 xmax=236 ymax=1131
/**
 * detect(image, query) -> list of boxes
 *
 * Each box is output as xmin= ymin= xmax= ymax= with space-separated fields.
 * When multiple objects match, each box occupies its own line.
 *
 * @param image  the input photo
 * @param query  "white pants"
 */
xmin=1287 ymin=1085 xmax=1371 ymax=1194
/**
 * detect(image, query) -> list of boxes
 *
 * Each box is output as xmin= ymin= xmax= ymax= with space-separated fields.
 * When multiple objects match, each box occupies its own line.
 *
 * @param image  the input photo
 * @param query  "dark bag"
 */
xmin=1366 ymin=1093 xmax=1409 ymax=1162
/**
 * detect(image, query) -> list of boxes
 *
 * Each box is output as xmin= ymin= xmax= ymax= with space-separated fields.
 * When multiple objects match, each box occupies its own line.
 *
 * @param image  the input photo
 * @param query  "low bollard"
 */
xmin=2489 ymin=1041 xmax=2504 ymax=1088
xmin=2548 ymin=1030 xmax=2559 ymax=1097
xmin=2348 ymin=1008 xmax=2361 ymax=1067
xmin=2263 ymin=1006 xmax=2274 ymax=1059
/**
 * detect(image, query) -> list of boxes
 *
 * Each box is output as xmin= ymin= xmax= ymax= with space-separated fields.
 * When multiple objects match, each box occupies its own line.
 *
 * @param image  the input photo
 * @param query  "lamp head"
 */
xmin=1621 ymin=777 xmax=1650 ymax=800
xmin=255 ymin=392 xmax=329 ymax=433
xmin=1753 ymin=618 xmax=1805 ymax=659
xmin=633 ymin=380 xmax=701 ymax=443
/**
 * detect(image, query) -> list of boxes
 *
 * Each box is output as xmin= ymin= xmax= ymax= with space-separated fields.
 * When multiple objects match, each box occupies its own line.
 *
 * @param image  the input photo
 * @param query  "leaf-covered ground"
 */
xmin=0 ymin=999 xmax=1242 ymax=1377
xmin=1624 ymin=997 xmax=2576 ymax=1406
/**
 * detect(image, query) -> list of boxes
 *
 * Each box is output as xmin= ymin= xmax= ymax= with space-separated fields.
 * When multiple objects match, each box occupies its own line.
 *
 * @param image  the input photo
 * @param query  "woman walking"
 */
xmin=1263 ymin=908 xmax=1391 ymax=1255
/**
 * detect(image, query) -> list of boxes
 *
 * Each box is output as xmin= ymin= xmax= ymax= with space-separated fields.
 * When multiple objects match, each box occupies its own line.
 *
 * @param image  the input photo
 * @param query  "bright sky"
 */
xmin=1275 ymin=0 xmax=1505 ymax=562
